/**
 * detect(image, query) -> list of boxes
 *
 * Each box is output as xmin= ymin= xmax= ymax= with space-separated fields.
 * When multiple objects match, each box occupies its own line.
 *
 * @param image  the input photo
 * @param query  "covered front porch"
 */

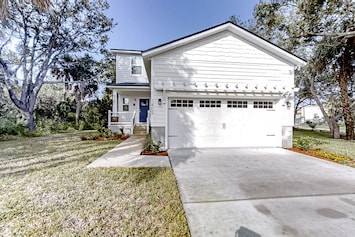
xmin=107 ymin=83 xmax=151 ymax=135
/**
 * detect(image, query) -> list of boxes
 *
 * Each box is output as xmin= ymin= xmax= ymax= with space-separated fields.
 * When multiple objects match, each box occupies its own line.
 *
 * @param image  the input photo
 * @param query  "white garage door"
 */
xmin=168 ymin=98 xmax=281 ymax=148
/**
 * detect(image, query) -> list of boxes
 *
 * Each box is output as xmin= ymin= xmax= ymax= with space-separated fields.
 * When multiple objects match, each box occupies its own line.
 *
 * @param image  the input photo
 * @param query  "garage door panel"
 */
xmin=168 ymin=108 xmax=197 ymax=148
xmin=168 ymin=98 xmax=281 ymax=148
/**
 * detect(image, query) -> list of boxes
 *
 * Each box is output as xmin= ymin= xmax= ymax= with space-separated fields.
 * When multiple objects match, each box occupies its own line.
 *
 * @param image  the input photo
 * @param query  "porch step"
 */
xmin=133 ymin=126 xmax=147 ymax=135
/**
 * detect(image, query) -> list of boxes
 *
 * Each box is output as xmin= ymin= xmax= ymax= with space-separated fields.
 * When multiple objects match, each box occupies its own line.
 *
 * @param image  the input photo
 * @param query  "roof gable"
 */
xmin=142 ymin=22 xmax=306 ymax=66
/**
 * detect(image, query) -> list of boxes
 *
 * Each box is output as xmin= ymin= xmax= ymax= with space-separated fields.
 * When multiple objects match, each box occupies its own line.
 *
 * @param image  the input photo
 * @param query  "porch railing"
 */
xmin=146 ymin=110 xmax=150 ymax=134
xmin=108 ymin=110 xmax=136 ymax=134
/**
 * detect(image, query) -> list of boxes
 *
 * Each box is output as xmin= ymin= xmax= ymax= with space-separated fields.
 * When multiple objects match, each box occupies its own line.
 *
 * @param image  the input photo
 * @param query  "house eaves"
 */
xmin=110 ymin=49 xmax=142 ymax=55
xmin=107 ymin=82 xmax=150 ymax=91
xmin=142 ymin=22 xmax=307 ymax=67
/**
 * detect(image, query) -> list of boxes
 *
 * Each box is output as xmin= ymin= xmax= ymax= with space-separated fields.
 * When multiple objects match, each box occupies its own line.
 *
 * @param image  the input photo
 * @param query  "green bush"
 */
xmin=49 ymin=122 xmax=72 ymax=133
xmin=98 ymin=127 xmax=111 ymax=138
xmin=21 ymin=129 xmax=43 ymax=137
xmin=81 ymin=103 xmax=103 ymax=130
xmin=55 ymin=99 xmax=75 ymax=122
xmin=79 ymin=120 xmax=93 ymax=130
xmin=294 ymin=136 xmax=324 ymax=151
xmin=0 ymin=117 xmax=25 ymax=136
xmin=142 ymin=132 xmax=161 ymax=153
xmin=306 ymin=120 xmax=317 ymax=130
xmin=67 ymin=112 xmax=77 ymax=123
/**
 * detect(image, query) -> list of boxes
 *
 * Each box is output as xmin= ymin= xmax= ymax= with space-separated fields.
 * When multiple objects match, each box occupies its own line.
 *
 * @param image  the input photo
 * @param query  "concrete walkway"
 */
xmin=87 ymin=135 xmax=170 ymax=168
xmin=169 ymin=147 xmax=355 ymax=237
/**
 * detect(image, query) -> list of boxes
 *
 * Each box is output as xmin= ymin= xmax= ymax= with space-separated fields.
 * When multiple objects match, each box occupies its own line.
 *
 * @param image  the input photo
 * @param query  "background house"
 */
xmin=295 ymin=104 xmax=325 ymax=123
xmin=107 ymin=22 xmax=306 ymax=149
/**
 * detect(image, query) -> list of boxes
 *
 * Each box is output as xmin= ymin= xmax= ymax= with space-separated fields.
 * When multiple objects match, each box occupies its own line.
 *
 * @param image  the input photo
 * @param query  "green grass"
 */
xmin=294 ymin=129 xmax=355 ymax=160
xmin=0 ymin=132 xmax=190 ymax=236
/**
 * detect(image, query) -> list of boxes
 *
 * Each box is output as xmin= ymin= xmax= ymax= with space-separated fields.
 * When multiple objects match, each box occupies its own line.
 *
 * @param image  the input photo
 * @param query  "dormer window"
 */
xmin=131 ymin=56 xmax=142 ymax=75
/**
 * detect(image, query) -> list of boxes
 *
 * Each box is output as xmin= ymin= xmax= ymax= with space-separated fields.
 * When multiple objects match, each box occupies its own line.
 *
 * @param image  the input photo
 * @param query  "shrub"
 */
xmin=306 ymin=120 xmax=317 ymax=130
xmin=56 ymin=99 xmax=75 ymax=122
xmin=98 ymin=127 xmax=111 ymax=138
xmin=67 ymin=112 xmax=77 ymax=123
xmin=49 ymin=122 xmax=72 ymax=133
xmin=294 ymin=136 xmax=323 ymax=151
xmin=21 ymin=129 xmax=43 ymax=137
xmin=142 ymin=132 xmax=161 ymax=153
xmin=0 ymin=117 xmax=25 ymax=136
xmin=79 ymin=120 xmax=93 ymax=130
xmin=113 ymin=132 xmax=121 ymax=138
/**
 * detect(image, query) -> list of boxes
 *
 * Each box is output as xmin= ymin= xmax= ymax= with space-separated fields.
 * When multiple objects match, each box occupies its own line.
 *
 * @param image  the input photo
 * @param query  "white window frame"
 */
xmin=131 ymin=56 xmax=142 ymax=75
xmin=123 ymin=97 xmax=130 ymax=111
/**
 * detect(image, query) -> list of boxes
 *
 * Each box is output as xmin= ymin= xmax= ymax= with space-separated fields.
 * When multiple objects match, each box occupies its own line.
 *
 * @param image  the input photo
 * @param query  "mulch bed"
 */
xmin=288 ymin=147 xmax=355 ymax=167
xmin=140 ymin=150 xmax=169 ymax=156
xmin=288 ymin=147 xmax=325 ymax=159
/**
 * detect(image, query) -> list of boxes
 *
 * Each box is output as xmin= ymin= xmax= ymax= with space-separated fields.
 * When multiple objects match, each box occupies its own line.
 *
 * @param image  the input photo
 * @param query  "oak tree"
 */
xmin=251 ymin=0 xmax=355 ymax=139
xmin=0 ymin=0 xmax=113 ymax=129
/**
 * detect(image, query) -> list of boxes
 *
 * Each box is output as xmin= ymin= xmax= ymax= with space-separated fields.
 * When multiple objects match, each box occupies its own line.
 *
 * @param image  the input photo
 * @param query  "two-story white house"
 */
xmin=107 ymin=22 xmax=306 ymax=149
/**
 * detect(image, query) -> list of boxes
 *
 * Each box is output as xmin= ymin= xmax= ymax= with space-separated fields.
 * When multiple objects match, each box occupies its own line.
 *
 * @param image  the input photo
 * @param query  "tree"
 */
xmin=250 ymin=0 xmax=355 ymax=140
xmin=1 ymin=0 xmax=51 ymax=20
xmin=0 ymin=0 xmax=113 ymax=130
xmin=52 ymin=54 xmax=101 ymax=126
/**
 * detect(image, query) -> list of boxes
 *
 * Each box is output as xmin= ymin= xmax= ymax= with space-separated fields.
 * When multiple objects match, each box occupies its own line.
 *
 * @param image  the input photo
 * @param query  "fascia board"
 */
xmin=142 ymin=22 xmax=306 ymax=66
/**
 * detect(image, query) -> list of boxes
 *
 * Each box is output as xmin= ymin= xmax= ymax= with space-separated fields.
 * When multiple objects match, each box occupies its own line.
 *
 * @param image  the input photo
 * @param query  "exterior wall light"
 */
xmin=286 ymin=101 xmax=291 ymax=109
xmin=158 ymin=98 xmax=162 ymax=105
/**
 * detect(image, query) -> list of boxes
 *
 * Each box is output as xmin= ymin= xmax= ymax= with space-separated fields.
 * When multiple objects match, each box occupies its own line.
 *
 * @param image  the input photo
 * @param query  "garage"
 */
xmin=168 ymin=98 xmax=281 ymax=148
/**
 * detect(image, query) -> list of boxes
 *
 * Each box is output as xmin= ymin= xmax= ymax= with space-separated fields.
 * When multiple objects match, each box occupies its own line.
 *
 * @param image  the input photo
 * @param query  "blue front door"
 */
xmin=139 ymin=99 xmax=149 ymax=122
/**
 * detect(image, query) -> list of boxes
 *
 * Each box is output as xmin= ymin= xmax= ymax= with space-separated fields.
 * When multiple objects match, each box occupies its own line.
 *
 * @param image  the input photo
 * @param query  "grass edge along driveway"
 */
xmin=0 ymin=132 xmax=190 ymax=236
xmin=293 ymin=129 xmax=355 ymax=167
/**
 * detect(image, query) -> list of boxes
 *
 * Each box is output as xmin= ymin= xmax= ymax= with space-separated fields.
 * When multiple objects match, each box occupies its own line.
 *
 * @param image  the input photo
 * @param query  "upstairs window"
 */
xmin=131 ymin=56 xmax=142 ymax=75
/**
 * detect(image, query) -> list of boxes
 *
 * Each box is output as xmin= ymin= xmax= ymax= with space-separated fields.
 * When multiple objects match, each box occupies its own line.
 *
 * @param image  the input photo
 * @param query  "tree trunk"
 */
xmin=309 ymin=76 xmax=340 ymax=138
xmin=329 ymin=118 xmax=340 ymax=139
xmin=27 ymin=111 xmax=36 ymax=130
xmin=75 ymin=85 xmax=82 ymax=127
xmin=339 ymin=57 xmax=354 ymax=140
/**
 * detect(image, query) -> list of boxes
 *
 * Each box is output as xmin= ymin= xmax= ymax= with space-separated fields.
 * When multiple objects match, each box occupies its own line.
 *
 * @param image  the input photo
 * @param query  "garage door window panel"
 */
xmin=200 ymin=100 xmax=221 ymax=108
xmin=253 ymin=101 xmax=273 ymax=109
xmin=170 ymin=99 xmax=193 ymax=108
xmin=227 ymin=100 xmax=248 ymax=108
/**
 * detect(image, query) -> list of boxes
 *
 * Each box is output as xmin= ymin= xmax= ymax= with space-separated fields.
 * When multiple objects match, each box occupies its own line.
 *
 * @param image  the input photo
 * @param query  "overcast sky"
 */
xmin=105 ymin=0 xmax=259 ymax=51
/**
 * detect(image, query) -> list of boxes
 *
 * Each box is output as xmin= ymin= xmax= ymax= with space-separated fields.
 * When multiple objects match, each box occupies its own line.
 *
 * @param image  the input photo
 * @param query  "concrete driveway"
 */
xmin=169 ymin=148 xmax=355 ymax=237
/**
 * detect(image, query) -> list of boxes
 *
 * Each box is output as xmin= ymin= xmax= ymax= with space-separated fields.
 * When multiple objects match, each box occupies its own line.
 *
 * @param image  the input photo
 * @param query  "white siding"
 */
xmin=115 ymin=54 xmax=149 ymax=84
xmin=150 ymin=31 xmax=295 ymax=127
xmin=150 ymin=59 xmax=166 ymax=127
xmin=150 ymin=89 xmax=166 ymax=126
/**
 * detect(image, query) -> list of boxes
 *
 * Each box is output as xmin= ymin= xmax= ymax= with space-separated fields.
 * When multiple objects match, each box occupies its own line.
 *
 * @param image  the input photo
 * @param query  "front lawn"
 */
xmin=293 ymin=129 xmax=355 ymax=165
xmin=0 ymin=132 xmax=190 ymax=236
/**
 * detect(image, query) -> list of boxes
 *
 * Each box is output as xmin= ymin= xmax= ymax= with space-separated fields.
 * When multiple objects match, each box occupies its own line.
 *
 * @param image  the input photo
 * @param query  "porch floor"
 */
xmin=86 ymin=135 xmax=170 ymax=168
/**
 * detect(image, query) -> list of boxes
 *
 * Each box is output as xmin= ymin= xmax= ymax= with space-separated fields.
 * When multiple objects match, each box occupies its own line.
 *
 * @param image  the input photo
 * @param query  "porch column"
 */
xmin=112 ymin=90 xmax=117 ymax=113
xmin=117 ymin=93 xmax=121 ymax=112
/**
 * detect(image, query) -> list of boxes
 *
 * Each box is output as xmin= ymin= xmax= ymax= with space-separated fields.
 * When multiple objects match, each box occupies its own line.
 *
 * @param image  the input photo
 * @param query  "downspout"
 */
xmin=163 ymin=89 xmax=168 ymax=149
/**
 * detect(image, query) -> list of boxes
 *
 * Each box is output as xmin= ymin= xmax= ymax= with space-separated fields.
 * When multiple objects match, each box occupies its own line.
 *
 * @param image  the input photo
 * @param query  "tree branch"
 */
xmin=303 ymin=30 xmax=355 ymax=39
xmin=0 ymin=57 xmax=27 ymax=111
